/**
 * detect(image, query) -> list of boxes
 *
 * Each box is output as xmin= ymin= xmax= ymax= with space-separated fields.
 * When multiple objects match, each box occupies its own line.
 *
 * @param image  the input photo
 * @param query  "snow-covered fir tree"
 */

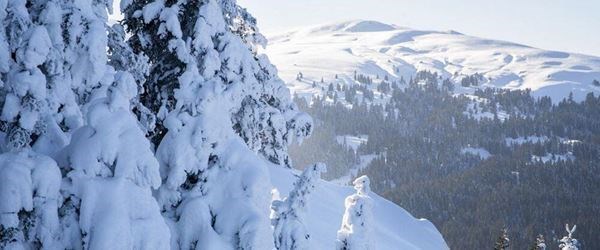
xmin=0 ymin=0 xmax=109 ymax=247
xmin=494 ymin=228 xmax=510 ymax=250
xmin=120 ymin=0 xmax=312 ymax=248
xmin=559 ymin=224 xmax=579 ymax=250
xmin=0 ymin=0 xmax=116 ymax=155
xmin=59 ymin=72 xmax=170 ymax=249
xmin=336 ymin=175 xmax=373 ymax=250
xmin=529 ymin=234 xmax=546 ymax=250
xmin=271 ymin=163 xmax=327 ymax=250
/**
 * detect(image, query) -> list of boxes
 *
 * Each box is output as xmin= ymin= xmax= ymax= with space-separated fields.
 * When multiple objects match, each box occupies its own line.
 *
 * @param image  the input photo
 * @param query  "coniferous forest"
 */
xmin=290 ymin=71 xmax=600 ymax=249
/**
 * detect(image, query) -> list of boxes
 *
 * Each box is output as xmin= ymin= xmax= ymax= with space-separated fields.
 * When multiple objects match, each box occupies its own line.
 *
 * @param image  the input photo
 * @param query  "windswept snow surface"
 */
xmin=265 ymin=20 xmax=600 ymax=102
xmin=269 ymin=164 xmax=449 ymax=250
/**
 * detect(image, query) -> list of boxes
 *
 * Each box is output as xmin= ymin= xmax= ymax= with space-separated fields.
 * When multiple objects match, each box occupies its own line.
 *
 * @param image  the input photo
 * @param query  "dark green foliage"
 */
xmin=354 ymin=73 xmax=373 ymax=85
xmin=122 ymin=0 xmax=188 ymax=144
xmin=460 ymin=73 xmax=483 ymax=87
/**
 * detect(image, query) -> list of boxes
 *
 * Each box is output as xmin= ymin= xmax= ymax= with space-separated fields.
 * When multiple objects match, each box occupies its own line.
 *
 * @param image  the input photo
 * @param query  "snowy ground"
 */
xmin=264 ymin=20 xmax=600 ymax=103
xmin=460 ymin=147 xmax=492 ymax=160
xmin=505 ymin=136 xmax=582 ymax=146
xmin=269 ymin=164 xmax=448 ymax=250
xmin=531 ymin=153 xmax=575 ymax=164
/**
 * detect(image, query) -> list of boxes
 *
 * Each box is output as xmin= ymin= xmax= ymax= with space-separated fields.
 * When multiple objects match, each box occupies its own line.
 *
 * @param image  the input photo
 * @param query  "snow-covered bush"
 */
xmin=271 ymin=163 xmax=327 ymax=249
xmin=336 ymin=175 xmax=373 ymax=250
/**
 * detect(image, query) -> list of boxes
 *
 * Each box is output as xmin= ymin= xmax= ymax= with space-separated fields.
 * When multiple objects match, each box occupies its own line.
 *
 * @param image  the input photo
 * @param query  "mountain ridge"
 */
xmin=264 ymin=20 xmax=600 ymax=102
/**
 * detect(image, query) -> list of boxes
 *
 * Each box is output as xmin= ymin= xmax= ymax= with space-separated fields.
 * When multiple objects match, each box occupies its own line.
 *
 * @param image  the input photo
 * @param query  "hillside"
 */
xmin=268 ymin=20 xmax=600 ymax=249
xmin=269 ymin=164 xmax=448 ymax=249
xmin=265 ymin=20 xmax=600 ymax=102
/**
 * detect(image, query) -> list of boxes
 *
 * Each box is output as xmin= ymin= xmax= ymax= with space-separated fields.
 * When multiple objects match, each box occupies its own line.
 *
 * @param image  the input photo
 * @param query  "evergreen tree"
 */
xmin=336 ymin=175 xmax=373 ymax=250
xmin=559 ymin=224 xmax=579 ymax=250
xmin=271 ymin=163 xmax=327 ymax=249
xmin=122 ymin=0 xmax=312 ymax=248
xmin=494 ymin=228 xmax=510 ymax=250
xmin=0 ymin=0 xmax=111 ymax=248
xmin=59 ymin=72 xmax=170 ymax=249
xmin=529 ymin=234 xmax=546 ymax=250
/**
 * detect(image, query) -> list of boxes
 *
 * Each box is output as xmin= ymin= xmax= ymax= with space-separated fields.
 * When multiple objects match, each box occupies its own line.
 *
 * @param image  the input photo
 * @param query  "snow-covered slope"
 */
xmin=269 ymin=164 xmax=448 ymax=250
xmin=265 ymin=20 xmax=600 ymax=102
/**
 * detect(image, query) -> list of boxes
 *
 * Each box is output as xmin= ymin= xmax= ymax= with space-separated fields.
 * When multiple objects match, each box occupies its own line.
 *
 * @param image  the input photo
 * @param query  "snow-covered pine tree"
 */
xmin=0 ymin=0 xmax=74 ymax=248
xmin=121 ymin=0 xmax=312 ymax=248
xmin=559 ymin=224 xmax=579 ymax=250
xmin=493 ymin=228 xmax=510 ymax=250
xmin=336 ymin=175 xmax=373 ymax=250
xmin=122 ymin=0 xmax=311 ymax=163
xmin=271 ymin=163 xmax=327 ymax=250
xmin=1 ymin=0 xmax=118 ymax=154
xmin=59 ymin=72 xmax=170 ymax=249
xmin=529 ymin=234 xmax=546 ymax=250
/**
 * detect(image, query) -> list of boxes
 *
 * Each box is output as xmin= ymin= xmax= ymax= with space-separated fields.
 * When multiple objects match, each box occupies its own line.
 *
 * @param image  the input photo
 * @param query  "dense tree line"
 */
xmin=290 ymin=71 xmax=600 ymax=249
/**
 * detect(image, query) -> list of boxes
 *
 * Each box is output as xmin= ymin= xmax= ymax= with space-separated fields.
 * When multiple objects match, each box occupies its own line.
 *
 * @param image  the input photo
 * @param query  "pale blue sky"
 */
xmin=238 ymin=0 xmax=600 ymax=56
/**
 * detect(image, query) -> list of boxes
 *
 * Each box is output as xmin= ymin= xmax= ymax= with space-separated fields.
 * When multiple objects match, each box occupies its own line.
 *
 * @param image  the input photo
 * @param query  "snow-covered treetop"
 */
xmin=353 ymin=175 xmax=371 ymax=195
xmin=559 ymin=224 xmax=579 ymax=250
xmin=271 ymin=163 xmax=326 ymax=250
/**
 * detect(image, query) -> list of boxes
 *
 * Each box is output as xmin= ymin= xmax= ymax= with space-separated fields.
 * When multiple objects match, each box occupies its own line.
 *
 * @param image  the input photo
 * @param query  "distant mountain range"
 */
xmin=265 ymin=20 xmax=600 ymax=102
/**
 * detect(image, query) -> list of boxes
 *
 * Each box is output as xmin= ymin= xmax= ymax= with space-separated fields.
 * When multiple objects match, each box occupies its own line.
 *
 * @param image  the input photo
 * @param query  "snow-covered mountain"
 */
xmin=265 ymin=20 xmax=600 ymax=102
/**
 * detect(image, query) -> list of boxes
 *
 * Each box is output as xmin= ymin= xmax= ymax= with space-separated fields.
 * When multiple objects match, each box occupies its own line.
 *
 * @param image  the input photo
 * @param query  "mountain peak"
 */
xmin=342 ymin=20 xmax=397 ymax=32
xmin=304 ymin=20 xmax=398 ymax=34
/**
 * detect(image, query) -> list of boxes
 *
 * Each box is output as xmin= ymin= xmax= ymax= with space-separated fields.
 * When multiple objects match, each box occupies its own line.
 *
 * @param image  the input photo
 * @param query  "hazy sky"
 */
xmin=237 ymin=0 xmax=600 ymax=56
